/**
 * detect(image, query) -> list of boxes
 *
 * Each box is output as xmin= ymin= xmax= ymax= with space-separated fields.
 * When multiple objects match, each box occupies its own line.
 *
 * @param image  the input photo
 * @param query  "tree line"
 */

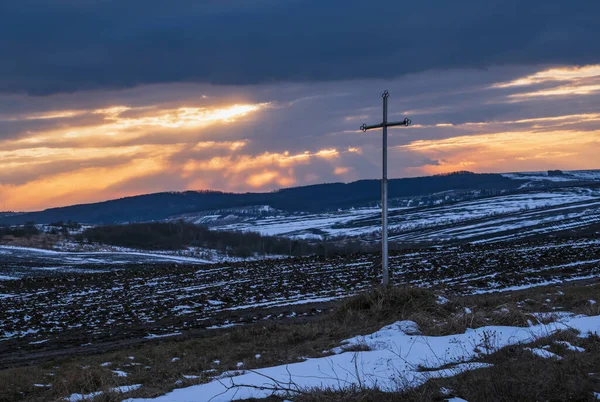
xmin=75 ymin=221 xmax=373 ymax=257
xmin=0 ymin=222 xmax=39 ymax=238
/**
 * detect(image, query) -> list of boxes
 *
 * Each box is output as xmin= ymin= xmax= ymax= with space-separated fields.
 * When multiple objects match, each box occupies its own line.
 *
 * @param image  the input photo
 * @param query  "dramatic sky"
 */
xmin=2 ymin=0 xmax=600 ymax=211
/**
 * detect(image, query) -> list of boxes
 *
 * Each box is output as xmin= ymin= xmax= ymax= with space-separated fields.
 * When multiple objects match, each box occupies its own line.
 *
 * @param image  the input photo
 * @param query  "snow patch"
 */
xmin=125 ymin=314 xmax=600 ymax=402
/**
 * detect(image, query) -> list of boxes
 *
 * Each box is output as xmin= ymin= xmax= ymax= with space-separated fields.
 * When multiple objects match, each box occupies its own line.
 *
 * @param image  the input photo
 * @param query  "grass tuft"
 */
xmin=335 ymin=286 xmax=442 ymax=320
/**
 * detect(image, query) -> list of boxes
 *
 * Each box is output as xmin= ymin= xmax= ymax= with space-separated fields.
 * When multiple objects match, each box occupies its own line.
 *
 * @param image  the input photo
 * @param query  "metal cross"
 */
xmin=360 ymin=90 xmax=411 ymax=286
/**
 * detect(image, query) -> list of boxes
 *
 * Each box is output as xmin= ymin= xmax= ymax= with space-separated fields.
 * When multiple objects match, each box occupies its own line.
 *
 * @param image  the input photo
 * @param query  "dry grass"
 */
xmin=423 ymin=331 xmax=600 ymax=401
xmin=2 ymin=282 xmax=600 ymax=401
xmin=335 ymin=286 xmax=441 ymax=319
xmin=293 ymin=386 xmax=442 ymax=402
xmin=334 ymin=285 xmax=547 ymax=337
xmin=0 ymin=318 xmax=384 ymax=401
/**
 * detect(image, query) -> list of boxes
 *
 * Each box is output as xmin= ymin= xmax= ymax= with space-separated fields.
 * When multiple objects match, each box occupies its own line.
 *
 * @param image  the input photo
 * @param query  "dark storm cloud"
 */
xmin=1 ymin=0 xmax=599 ymax=95
xmin=423 ymin=158 xmax=440 ymax=166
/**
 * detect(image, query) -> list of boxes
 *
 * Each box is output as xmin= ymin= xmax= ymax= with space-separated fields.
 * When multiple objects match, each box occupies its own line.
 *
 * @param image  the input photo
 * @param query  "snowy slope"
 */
xmin=207 ymin=187 xmax=600 ymax=243
xmin=502 ymin=169 xmax=600 ymax=183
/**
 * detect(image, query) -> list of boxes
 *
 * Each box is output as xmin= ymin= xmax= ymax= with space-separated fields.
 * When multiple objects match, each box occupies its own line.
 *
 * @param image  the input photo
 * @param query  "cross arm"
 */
xmin=360 ymin=118 xmax=411 ymax=132
xmin=386 ymin=118 xmax=412 ymax=127
xmin=360 ymin=123 xmax=384 ymax=131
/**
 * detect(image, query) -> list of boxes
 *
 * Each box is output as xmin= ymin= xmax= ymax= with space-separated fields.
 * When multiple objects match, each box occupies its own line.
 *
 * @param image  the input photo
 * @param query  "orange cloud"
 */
xmin=191 ymin=140 xmax=248 ymax=151
xmin=0 ymin=158 xmax=167 ymax=211
xmin=175 ymin=146 xmax=355 ymax=194
xmin=509 ymin=84 xmax=600 ymax=99
xmin=105 ymin=104 xmax=268 ymax=128
xmin=401 ymin=128 xmax=600 ymax=175
xmin=490 ymin=64 xmax=600 ymax=100
xmin=181 ymin=148 xmax=341 ymax=177
xmin=492 ymin=65 xmax=600 ymax=88
xmin=0 ymin=98 xmax=272 ymax=210
xmin=246 ymin=171 xmax=295 ymax=188
xmin=3 ymin=102 xmax=269 ymax=149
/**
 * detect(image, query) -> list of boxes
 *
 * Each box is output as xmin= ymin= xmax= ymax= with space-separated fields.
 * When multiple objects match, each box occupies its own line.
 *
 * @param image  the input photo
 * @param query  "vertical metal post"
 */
xmin=360 ymin=91 xmax=410 ymax=287
xmin=382 ymin=90 xmax=389 ymax=286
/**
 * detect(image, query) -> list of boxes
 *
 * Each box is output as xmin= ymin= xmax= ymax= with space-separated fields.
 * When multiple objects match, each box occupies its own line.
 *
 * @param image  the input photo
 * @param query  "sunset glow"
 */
xmin=492 ymin=65 xmax=600 ymax=88
xmin=1 ymin=63 xmax=600 ymax=211
xmin=110 ymin=104 xmax=269 ymax=129
xmin=402 ymin=128 xmax=600 ymax=175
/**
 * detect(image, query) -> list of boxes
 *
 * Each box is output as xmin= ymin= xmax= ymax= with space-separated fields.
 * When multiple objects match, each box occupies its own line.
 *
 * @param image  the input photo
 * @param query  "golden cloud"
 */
xmin=106 ymin=104 xmax=268 ymax=129
xmin=3 ymin=102 xmax=270 ymax=148
xmin=0 ymin=158 xmax=167 ymax=211
xmin=181 ymin=148 xmax=341 ymax=178
xmin=246 ymin=171 xmax=295 ymax=188
xmin=401 ymin=128 xmax=600 ymax=175
xmin=492 ymin=65 xmax=600 ymax=88
xmin=509 ymin=84 xmax=600 ymax=99
xmin=489 ymin=65 xmax=600 ymax=99
xmin=334 ymin=167 xmax=350 ymax=175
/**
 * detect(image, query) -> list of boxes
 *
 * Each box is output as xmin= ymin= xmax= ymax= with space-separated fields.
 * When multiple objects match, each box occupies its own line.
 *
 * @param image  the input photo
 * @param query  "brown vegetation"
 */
xmin=2 ymin=281 xmax=600 ymax=402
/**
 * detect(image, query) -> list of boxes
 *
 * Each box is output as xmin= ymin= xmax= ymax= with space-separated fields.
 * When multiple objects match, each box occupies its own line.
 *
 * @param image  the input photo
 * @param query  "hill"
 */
xmin=0 ymin=172 xmax=521 ymax=225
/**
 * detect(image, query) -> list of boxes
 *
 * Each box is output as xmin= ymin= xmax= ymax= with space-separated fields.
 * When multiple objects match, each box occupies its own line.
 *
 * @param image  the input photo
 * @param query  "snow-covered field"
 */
xmin=208 ymin=187 xmax=600 ymax=242
xmin=0 ymin=245 xmax=212 ymax=279
xmin=2 ymin=237 xmax=599 ymax=353
xmin=502 ymin=169 xmax=600 ymax=183
xmin=0 ymin=244 xmax=290 ymax=280
xmin=390 ymin=190 xmax=600 ymax=243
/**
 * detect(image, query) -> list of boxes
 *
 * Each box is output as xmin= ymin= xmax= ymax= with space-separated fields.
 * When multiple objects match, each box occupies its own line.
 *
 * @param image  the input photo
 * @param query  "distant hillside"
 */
xmin=0 ymin=172 xmax=542 ymax=225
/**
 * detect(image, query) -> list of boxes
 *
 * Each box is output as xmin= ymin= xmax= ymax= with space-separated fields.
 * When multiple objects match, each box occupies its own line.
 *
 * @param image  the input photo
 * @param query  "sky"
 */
xmin=1 ymin=0 xmax=600 ymax=211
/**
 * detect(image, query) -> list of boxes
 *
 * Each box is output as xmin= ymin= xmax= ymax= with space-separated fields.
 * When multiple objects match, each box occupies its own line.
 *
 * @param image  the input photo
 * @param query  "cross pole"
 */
xmin=360 ymin=90 xmax=411 ymax=286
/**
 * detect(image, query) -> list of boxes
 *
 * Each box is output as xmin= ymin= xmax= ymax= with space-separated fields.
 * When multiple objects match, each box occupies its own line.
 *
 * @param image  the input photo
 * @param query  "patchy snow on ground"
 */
xmin=53 ymin=242 xmax=289 ymax=264
xmin=3 ymin=237 xmax=599 ymax=344
xmin=525 ymin=347 xmax=562 ymax=360
xmin=0 ymin=244 xmax=293 ymax=282
xmin=126 ymin=314 xmax=600 ymax=402
xmin=66 ymin=384 xmax=141 ymax=401
xmin=555 ymin=340 xmax=585 ymax=352
xmin=144 ymin=332 xmax=182 ymax=340
xmin=0 ymin=245 xmax=292 ymax=281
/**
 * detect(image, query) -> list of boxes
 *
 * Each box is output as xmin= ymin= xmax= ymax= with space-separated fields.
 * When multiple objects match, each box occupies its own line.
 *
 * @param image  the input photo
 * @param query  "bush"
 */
xmin=335 ymin=286 xmax=439 ymax=321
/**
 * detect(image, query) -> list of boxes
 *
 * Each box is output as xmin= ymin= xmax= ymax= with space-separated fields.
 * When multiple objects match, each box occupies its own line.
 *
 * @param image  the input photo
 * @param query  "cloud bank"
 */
xmin=1 ymin=0 xmax=599 ymax=94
